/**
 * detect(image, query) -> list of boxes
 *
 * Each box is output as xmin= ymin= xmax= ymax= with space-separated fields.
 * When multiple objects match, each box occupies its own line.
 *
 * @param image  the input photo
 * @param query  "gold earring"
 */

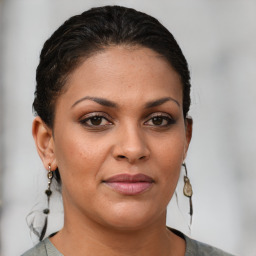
xmin=40 ymin=165 xmax=53 ymax=241
xmin=182 ymin=163 xmax=193 ymax=225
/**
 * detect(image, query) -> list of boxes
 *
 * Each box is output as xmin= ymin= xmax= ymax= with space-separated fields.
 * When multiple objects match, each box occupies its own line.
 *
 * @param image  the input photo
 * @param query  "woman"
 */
xmin=22 ymin=5 xmax=233 ymax=256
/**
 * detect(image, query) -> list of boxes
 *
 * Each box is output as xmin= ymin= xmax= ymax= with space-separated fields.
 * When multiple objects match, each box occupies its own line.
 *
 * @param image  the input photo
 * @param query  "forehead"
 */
xmin=60 ymin=46 xmax=183 ymax=107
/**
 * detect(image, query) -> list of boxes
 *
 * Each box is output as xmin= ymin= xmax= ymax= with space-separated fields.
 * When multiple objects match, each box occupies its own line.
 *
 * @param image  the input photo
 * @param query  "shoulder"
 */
xmin=170 ymin=228 xmax=235 ymax=256
xmin=21 ymin=238 xmax=63 ymax=256
xmin=185 ymin=235 xmax=235 ymax=256
xmin=21 ymin=240 xmax=47 ymax=256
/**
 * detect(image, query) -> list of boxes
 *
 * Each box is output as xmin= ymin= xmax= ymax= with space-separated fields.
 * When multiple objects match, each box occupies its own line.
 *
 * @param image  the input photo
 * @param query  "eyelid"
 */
xmin=144 ymin=112 xmax=175 ymax=127
xmin=79 ymin=111 xmax=112 ymax=121
xmin=145 ymin=112 xmax=174 ymax=120
xmin=79 ymin=112 xmax=114 ymax=127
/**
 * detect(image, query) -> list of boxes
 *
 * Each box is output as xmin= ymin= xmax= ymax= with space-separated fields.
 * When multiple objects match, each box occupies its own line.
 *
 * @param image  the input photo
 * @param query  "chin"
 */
xmin=99 ymin=202 xmax=162 ymax=231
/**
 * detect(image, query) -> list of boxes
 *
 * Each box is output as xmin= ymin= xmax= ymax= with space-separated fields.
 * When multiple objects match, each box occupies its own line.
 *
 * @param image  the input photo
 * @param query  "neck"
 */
xmin=50 ymin=211 xmax=185 ymax=256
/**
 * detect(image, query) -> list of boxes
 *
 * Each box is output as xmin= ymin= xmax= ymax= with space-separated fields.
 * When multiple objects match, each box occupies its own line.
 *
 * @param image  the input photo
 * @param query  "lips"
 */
xmin=103 ymin=174 xmax=154 ymax=195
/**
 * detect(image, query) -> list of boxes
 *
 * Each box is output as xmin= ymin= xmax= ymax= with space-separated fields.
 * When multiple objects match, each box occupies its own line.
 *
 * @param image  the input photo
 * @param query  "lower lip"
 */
xmin=104 ymin=182 xmax=153 ymax=195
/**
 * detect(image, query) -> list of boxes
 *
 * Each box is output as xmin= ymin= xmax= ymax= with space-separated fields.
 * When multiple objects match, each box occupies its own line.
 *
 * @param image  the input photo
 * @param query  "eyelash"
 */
xmin=144 ymin=113 xmax=175 ymax=127
xmin=79 ymin=113 xmax=113 ymax=128
xmin=79 ymin=112 xmax=175 ymax=129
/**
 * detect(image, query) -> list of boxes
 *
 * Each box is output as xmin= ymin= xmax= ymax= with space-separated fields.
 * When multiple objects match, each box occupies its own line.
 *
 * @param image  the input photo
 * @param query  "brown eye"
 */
xmin=90 ymin=116 xmax=103 ymax=125
xmin=144 ymin=114 xmax=175 ymax=127
xmin=152 ymin=117 xmax=164 ymax=126
xmin=80 ymin=114 xmax=112 ymax=127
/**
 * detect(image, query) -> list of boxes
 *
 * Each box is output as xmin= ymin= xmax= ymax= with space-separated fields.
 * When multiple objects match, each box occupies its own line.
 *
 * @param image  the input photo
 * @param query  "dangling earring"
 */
xmin=182 ymin=163 xmax=193 ymax=225
xmin=40 ymin=165 xmax=53 ymax=241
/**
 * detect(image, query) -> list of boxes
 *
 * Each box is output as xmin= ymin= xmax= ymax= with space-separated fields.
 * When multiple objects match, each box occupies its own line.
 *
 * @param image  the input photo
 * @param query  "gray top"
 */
xmin=21 ymin=231 xmax=235 ymax=256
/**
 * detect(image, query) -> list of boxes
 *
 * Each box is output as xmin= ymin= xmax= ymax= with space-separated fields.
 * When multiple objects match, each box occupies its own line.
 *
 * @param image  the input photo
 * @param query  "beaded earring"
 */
xmin=40 ymin=165 xmax=53 ymax=241
xmin=182 ymin=163 xmax=193 ymax=225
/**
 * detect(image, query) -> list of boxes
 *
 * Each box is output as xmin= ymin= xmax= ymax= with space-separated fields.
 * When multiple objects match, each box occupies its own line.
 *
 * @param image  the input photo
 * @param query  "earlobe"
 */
xmin=32 ymin=117 xmax=57 ymax=170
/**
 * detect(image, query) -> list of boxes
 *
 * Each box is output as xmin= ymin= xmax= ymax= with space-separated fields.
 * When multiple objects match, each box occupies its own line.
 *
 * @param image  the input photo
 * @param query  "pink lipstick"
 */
xmin=103 ymin=174 xmax=154 ymax=195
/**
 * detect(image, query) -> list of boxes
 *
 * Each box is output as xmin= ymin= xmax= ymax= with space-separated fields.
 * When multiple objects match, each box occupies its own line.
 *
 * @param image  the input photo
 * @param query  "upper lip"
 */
xmin=104 ymin=173 xmax=154 ymax=183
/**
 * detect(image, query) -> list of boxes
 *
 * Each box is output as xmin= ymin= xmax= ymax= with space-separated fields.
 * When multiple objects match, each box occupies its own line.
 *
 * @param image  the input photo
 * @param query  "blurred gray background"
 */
xmin=0 ymin=0 xmax=256 ymax=255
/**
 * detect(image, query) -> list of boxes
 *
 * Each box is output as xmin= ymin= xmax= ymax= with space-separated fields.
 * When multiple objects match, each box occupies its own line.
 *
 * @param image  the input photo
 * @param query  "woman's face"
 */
xmin=39 ymin=46 xmax=192 ymax=230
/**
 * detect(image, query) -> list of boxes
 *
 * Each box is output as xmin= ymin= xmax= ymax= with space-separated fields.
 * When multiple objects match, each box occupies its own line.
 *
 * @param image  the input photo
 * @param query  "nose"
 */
xmin=112 ymin=125 xmax=150 ymax=164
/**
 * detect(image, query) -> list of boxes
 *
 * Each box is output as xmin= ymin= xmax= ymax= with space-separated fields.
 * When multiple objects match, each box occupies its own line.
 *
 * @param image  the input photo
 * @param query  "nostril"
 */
xmin=117 ymin=155 xmax=146 ymax=160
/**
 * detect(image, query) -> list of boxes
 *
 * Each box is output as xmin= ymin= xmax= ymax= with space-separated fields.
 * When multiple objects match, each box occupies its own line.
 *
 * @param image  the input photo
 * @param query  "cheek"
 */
xmin=53 ymin=130 xmax=106 ymax=181
xmin=152 ymin=129 xmax=186 ymax=190
xmin=153 ymin=130 xmax=186 ymax=167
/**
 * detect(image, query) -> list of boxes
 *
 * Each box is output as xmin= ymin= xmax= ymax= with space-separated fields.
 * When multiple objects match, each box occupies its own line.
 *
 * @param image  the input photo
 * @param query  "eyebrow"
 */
xmin=145 ymin=97 xmax=180 ymax=108
xmin=71 ymin=96 xmax=180 ymax=109
xmin=71 ymin=96 xmax=117 ymax=108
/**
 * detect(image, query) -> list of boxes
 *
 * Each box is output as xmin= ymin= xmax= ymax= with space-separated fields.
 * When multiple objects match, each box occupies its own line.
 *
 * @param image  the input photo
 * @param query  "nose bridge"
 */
xmin=114 ymin=121 xmax=149 ymax=162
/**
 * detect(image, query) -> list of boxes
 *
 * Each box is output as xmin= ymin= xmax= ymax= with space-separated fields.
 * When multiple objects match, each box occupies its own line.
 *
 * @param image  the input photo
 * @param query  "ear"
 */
xmin=32 ymin=116 xmax=57 ymax=171
xmin=183 ymin=117 xmax=193 ymax=161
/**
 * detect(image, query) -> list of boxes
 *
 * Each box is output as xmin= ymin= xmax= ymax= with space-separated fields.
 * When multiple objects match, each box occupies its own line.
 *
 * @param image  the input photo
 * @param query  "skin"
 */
xmin=33 ymin=46 xmax=192 ymax=256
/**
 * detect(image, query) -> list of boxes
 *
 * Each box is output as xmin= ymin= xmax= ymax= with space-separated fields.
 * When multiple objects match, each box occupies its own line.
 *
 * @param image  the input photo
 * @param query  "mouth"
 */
xmin=103 ymin=173 xmax=154 ymax=195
